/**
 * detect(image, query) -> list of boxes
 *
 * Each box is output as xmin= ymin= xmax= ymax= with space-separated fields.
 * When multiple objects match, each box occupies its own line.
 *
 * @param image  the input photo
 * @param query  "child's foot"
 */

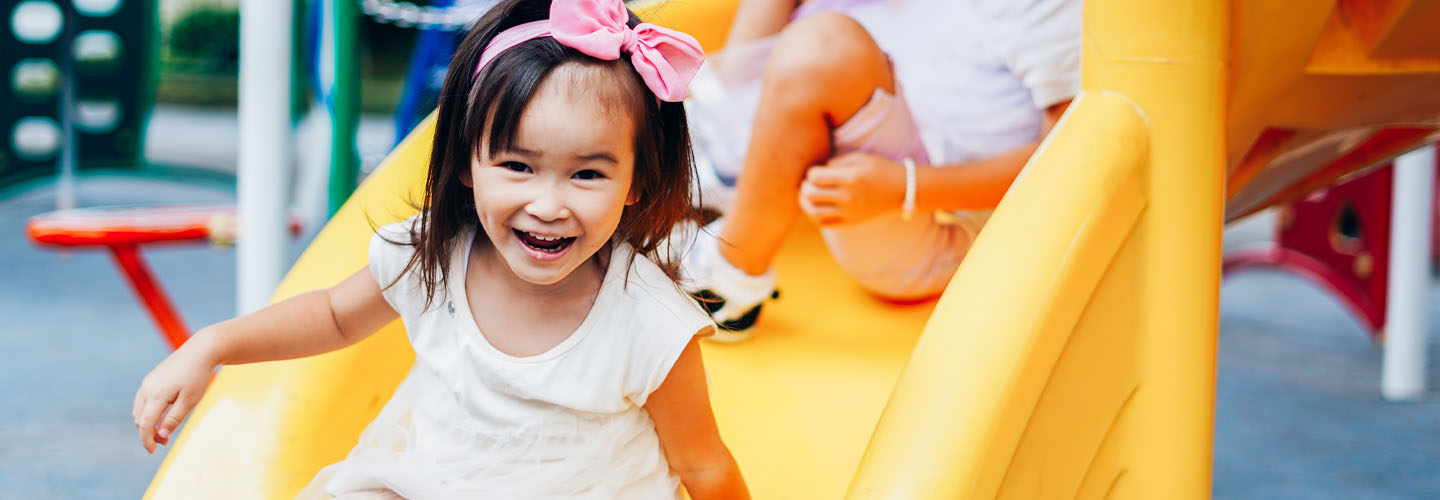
xmin=671 ymin=220 xmax=777 ymax=341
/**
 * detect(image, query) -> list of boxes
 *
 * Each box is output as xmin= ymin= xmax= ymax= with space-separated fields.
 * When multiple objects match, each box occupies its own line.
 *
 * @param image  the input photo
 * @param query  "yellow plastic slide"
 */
xmin=145 ymin=0 xmax=1440 ymax=498
xmin=147 ymin=1 xmax=925 ymax=497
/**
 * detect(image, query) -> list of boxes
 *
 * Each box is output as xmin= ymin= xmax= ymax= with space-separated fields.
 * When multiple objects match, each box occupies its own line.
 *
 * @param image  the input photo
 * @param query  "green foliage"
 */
xmin=156 ymin=3 xmax=412 ymax=110
xmin=168 ymin=7 xmax=240 ymax=72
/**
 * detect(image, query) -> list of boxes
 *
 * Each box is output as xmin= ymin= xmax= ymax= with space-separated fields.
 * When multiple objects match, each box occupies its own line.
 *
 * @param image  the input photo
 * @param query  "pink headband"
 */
xmin=472 ymin=0 xmax=705 ymax=102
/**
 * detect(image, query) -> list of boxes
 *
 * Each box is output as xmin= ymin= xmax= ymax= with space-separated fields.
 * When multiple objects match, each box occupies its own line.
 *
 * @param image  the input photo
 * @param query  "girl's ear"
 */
xmin=625 ymin=185 xmax=640 ymax=206
xmin=460 ymin=161 xmax=475 ymax=188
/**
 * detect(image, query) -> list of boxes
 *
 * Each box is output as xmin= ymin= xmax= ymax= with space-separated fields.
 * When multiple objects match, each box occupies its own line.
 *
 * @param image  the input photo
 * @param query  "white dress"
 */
xmin=299 ymin=218 xmax=714 ymax=499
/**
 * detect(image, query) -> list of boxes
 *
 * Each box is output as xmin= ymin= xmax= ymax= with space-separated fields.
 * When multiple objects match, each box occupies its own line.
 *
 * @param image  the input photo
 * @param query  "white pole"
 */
xmin=236 ymin=0 xmax=293 ymax=314
xmin=1382 ymin=146 xmax=1434 ymax=401
xmin=57 ymin=1 xmax=76 ymax=210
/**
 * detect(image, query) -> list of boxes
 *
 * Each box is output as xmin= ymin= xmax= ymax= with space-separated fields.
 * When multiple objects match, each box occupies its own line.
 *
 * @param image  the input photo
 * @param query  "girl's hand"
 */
xmin=132 ymin=335 xmax=217 ymax=454
xmin=798 ymin=152 xmax=906 ymax=226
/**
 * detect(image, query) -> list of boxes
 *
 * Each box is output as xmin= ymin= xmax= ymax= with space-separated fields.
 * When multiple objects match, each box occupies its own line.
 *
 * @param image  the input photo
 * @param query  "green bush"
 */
xmin=168 ymin=7 xmax=240 ymax=72
xmin=156 ymin=3 xmax=415 ymax=111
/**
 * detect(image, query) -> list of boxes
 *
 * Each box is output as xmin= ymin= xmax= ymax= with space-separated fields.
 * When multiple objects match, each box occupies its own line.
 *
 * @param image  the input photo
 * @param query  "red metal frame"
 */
xmin=108 ymin=245 xmax=193 ymax=349
xmin=1223 ymin=163 xmax=1393 ymax=340
xmin=1224 ymin=246 xmax=1385 ymax=333
xmin=26 ymin=204 xmax=300 ymax=351
xmin=1223 ymin=145 xmax=1440 ymax=341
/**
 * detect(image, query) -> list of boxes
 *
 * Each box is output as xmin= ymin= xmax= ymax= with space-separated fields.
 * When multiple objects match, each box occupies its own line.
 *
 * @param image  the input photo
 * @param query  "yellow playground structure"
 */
xmin=144 ymin=0 xmax=1440 ymax=498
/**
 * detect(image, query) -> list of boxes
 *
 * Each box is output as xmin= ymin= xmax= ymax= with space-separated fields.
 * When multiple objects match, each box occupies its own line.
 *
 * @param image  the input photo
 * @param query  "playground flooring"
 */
xmin=1 ymin=111 xmax=1436 ymax=499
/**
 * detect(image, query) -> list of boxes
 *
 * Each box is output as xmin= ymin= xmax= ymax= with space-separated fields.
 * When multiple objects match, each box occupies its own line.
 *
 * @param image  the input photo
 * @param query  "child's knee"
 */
xmin=767 ymin=12 xmax=889 ymax=92
xmin=782 ymin=11 xmax=872 ymax=52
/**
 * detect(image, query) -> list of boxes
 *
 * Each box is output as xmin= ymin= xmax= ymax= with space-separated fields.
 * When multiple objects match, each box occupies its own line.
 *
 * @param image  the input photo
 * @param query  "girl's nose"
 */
xmin=524 ymin=189 xmax=571 ymax=221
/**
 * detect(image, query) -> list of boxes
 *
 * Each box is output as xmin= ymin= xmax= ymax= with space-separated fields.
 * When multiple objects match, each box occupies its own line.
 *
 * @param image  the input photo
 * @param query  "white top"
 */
xmin=299 ymin=218 xmax=714 ymax=499
xmin=849 ymin=0 xmax=1080 ymax=166
xmin=690 ymin=0 xmax=1080 ymax=173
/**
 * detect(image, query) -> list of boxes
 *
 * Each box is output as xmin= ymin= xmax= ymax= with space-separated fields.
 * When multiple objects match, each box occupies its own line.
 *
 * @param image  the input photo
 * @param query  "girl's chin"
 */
xmin=503 ymin=248 xmax=582 ymax=285
xmin=515 ymin=272 xmax=569 ymax=286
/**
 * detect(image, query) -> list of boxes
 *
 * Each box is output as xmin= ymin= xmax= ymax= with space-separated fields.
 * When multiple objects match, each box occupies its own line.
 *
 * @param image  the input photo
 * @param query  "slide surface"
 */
xmin=144 ymin=120 xmax=935 ymax=500
xmin=144 ymin=1 xmax=1440 ymax=498
xmin=145 ymin=3 xmax=931 ymax=497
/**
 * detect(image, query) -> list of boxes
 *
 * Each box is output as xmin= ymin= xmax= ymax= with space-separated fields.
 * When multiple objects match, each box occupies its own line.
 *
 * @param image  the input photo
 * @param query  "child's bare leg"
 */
xmin=727 ymin=0 xmax=801 ymax=45
xmin=718 ymin=12 xmax=896 ymax=275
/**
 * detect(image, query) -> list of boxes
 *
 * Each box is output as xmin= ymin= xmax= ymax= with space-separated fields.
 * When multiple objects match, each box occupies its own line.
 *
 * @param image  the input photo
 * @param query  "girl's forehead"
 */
xmin=481 ymin=61 xmax=645 ymax=156
xmin=542 ymin=61 xmax=646 ymax=115
xmin=478 ymin=63 xmax=642 ymax=158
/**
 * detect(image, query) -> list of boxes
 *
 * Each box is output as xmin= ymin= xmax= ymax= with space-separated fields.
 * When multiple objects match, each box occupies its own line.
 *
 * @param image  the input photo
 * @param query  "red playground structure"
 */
xmin=1224 ymin=145 xmax=1440 ymax=342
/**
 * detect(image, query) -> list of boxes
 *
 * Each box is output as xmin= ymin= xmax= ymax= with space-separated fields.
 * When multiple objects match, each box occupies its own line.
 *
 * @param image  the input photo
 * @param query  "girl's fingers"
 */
xmin=801 ymin=187 xmax=848 ymax=205
xmin=803 ymin=165 xmax=844 ymax=188
xmin=132 ymin=388 xmax=143 ymax=424
xmin=136 ymin=397 xmax=161 ymax=454
xmin=800 ymin=175 xmax=855 ymax=226
xmin=158 ymin=392 xmax=198 ymax=444
xmin=155 ymin=403 xmax=170 ymax=445
xmin=797 ymin=185 xmax=820 ymax=213
xmin=801 ymin=203 xmax=845 ymax=226
xmin=137 ymin=389 xmax=176 ymax=454
xmin=800 ymin=178 xmax=850 ymax=205
xmin=133 ymin=378 xmax=152 ymax=425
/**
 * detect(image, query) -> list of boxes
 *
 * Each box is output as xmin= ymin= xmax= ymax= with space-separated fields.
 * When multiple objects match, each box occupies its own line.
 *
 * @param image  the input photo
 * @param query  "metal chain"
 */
xmin=359 ymin=0 xmax=498 ymax=31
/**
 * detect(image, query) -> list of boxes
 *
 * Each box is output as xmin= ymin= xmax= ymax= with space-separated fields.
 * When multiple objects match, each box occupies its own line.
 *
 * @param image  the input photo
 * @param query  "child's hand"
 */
xmin=798 ymin=151 xmax=906 ymax=226
xmin=132 ymin=337 xmax=217 ymax=454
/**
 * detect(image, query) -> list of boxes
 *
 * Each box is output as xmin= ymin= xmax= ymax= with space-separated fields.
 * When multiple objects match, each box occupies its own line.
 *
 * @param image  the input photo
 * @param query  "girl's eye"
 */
xmin=573 ymin=170 xmax=604 ymax=181
xmin=500 ymin=161 xmax=531 ymax=173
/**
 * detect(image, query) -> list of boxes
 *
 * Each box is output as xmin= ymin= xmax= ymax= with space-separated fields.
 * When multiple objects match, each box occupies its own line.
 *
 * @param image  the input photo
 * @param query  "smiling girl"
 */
xmin=131 ymin=0 xmax=747 ymax=497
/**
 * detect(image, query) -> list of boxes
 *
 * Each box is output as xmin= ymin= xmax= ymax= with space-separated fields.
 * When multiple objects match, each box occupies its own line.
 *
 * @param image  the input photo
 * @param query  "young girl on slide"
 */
xmin=131 ymin=0 xmax=749 ymax=497
xmin=680 ymin=0 xmax=1079 ymax=337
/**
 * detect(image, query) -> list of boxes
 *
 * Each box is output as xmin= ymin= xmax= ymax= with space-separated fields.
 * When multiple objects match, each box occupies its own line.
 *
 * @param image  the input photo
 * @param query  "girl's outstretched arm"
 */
xmin=132 ymin=266 xmax=397 ymax=454
xmin=647 ymin=336 xmax=751 ymax=500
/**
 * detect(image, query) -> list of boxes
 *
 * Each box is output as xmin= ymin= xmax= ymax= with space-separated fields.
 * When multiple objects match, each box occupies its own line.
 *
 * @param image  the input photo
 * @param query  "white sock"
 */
xmin=680 ymin=220 xmax=776 ymax=323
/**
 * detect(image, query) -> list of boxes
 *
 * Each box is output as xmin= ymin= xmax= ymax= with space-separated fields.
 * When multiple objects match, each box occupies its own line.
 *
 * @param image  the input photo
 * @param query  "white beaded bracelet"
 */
xmin=901 ymin=157 xmax=917 ymax=221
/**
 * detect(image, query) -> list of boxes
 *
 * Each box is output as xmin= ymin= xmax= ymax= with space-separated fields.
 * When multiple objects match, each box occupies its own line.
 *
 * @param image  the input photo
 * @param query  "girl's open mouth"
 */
xmin=514 ymin=229 xmax=576 ymax=256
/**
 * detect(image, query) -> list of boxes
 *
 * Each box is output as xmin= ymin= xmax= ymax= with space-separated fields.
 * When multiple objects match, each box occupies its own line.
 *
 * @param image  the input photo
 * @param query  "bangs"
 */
xmin=465 ymin=38 xmax=563 ymax=161
xmin=464 ymin=39 xmax=646 ymax=163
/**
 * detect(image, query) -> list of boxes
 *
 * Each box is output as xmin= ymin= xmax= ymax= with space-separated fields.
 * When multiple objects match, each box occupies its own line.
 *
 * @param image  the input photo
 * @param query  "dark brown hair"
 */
xmin=389 ymin=0 xmax=697 ymax=308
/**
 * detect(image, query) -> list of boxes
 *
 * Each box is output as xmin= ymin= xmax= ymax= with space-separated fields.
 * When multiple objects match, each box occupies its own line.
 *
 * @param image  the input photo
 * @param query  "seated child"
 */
xmin=678 ymin=0 xmax=1080 ymax=339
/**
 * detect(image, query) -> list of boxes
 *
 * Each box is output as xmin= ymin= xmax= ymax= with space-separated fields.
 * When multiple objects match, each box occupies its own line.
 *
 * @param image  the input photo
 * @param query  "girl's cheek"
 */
xmin=585 ymin=190 xmax=630 ymax=217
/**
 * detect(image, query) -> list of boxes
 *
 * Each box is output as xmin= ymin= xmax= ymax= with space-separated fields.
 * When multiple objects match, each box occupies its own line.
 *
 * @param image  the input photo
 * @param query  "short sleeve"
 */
xmin=631 ymin=319 xmax=713 ymax=407
xmin=969 ymin=0 xmax=1082 ymax=109
xmin=368 ymin=217 xmax=421 ymax=316
xmin=620 ymin=258 xmax=717 ymax=407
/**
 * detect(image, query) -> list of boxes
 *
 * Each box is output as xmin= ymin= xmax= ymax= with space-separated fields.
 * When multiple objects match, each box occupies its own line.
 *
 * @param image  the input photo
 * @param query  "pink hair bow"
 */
xmin=473 ymin=0 xmax=705 ymax=102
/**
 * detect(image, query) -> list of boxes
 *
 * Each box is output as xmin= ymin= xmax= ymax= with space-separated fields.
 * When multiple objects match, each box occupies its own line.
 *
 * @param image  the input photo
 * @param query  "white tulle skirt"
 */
xmin=296 ymin=365 xmax=681 ymax=500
